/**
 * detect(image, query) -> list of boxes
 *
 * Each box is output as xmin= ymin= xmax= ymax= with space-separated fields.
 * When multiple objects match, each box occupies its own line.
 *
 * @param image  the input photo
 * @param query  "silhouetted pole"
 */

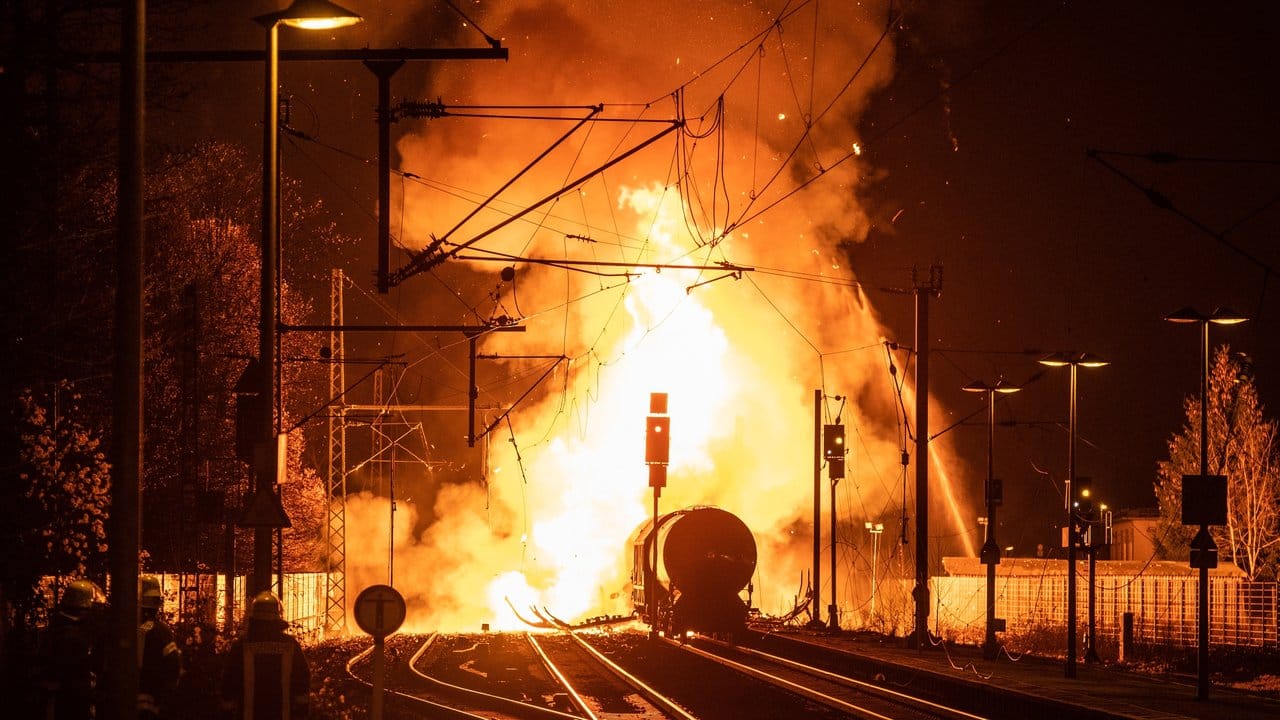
xmin=829 ymin=471 xmax=838 ymax=631
xmin=107 ymin=1 xmax=144 ymax=718
xmin=1165 ymin=306 xmax=1247 ymax=701
xmin=1086 ymin=542 xmax=1099 ymax=662
xmin=252 ymin=0 xmax=363 ymax=596
xmin=367 ymin=59 xmax=403 ymax=293
xmin=253 ymin=14 xmax=281 ymax=596
xmin=911 ymin=270 xmax=940 ymax=648
xmin=1196 ymin=319 xmax=1210 ymax=698
xmin=965 ymin=379 xmax=1018 ymax=660
xmin=1040 ymin=352 xmax=1108 ymax=678
xmin=812 ymin=389 xmax=822 ymax=624
xmin=1067 ymin=362 xmax=1078 ymax=677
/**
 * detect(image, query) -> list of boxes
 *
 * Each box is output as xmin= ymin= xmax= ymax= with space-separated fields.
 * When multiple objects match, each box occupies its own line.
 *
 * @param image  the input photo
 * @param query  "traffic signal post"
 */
xmin=646 ymin=392 xmax=669 ymax=640
xmin=824 ymin=422 xmax=845 ymax=630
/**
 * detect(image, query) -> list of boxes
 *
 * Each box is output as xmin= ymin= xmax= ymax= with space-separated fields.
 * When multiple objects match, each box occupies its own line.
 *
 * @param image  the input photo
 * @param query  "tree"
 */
xmin=1155 ymin=346 xmax=1280 ymax=580
xmin=138 ymin=142 xmax=342 ymax=574
xmin=10 ymin=383 xmax=112 ymax=607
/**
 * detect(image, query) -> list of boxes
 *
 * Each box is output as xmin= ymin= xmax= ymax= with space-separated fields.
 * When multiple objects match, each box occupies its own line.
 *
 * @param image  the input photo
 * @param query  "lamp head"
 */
xmin=1163 ymin=306 xmax=1205 ymax=324
xmin=1038 ymin=351 xmax=1070 ymax=367
xmin=1209 ymin=306 xmax=1248 ymax=325
xmin=1039 ymin=351 xmax=1108 ymax=368
xmin=1075 ymin=352 xmax=1109 ymax=368
xmin=962 ymin=378 xmax=1021 ymax=394
xmin=257 ymin=0 xmax=364 ymax=29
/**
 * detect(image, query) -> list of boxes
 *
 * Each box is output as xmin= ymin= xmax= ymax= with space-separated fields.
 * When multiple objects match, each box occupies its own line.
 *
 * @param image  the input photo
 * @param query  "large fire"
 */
xmin=338 ymin=1 xmax=975 ymax=633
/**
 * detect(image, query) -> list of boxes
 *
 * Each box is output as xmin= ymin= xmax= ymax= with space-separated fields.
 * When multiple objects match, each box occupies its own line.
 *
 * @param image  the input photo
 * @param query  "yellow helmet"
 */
xmin=139 ymin=575 xmax=164 ymax=610
xmin=250 ymin=591 xmax=283 ymax=622
xmin=61 ymin=579 xmax=106 ymax=612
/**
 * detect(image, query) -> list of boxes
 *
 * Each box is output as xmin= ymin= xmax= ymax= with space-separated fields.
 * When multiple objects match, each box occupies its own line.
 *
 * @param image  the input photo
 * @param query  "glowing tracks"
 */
xmin=405 ymin=634 xmax=583 ymax=720
xmin=346 ymin=639 xmax=491 ymax=720
xmin=679 ymin=635 xmax=989 ymax=720
xmin=349 ymin=628 xmax=980 ymax=720
xmin=531 ymin=631 xmax=695 ymax=720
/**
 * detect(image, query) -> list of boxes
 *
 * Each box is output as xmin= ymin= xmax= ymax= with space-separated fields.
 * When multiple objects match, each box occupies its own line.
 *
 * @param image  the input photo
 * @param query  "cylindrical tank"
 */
xmin=662 ymin=506 xmax=757 ymax=599
xmin=631 ymin=506 xmax=756 ymax=635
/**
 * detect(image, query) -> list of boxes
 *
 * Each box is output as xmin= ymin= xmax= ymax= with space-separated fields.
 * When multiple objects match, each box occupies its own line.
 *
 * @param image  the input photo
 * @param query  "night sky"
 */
xmin=144 ymin=1 xmax=1280 ymax=560
xmin=854 ymin=2 xmax=1280 ymax=545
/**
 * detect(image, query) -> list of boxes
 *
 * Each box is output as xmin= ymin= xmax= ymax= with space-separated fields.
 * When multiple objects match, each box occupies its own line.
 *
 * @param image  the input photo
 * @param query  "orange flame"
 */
xmin=336 ymin=1 xmax=979 ymax=632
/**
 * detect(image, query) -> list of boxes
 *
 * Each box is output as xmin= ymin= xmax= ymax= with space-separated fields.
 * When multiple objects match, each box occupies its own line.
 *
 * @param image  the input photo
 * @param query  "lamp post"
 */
xmin=963 ymin=378 xmax=1020 ymax=660
xmin=1039 ymin=352 xmax=1108 ymax=678
xmin=1164 ymin=306 xmax=1247 ymax=700
xmin=251 ymin=0 xmax=362 ymax=595
xmin=865 ymin=521 xmax=884 ymax=617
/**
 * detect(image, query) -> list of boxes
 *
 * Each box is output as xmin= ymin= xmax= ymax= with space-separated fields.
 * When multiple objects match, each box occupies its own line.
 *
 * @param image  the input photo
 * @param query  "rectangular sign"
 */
xmin=1182 ymin=474 xmax=1227 ymax=526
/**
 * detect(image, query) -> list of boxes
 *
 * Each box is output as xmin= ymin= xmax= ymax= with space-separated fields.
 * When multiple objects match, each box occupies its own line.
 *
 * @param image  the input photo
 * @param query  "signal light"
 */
xmin=823 ymin=424 xmax=845 ymax=458
xmin=1074 ymin=476 xmax=1093 ymax=501
xmin=645 ymin=415 xmax=670 ymax=465
xmin=824 ymin=424 xmax=845 ymax=479
xmin=1073 ymin=476 xmax=1094 ymax=516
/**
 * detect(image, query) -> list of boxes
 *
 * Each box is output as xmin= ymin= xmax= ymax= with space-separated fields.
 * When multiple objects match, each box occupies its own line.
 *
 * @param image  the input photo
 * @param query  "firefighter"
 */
xmin=220 ymin=591 xmax=310 ymax=720
xmin=137 ymin=575 xmax=182 ymax=719
xmin=37 ymin=578 xmax=106 ymax=720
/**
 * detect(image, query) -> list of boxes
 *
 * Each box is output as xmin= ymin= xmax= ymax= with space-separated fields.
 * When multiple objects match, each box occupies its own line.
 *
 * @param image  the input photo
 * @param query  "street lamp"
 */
xmin=1164 ymin=306 xmax=1247 ymax=700
xmin=250 ymin=0 xmax=362 ymax=596
xmin=1039 ymin=351 xmax=1108 ymax=678
xmin=963 ymin=378 xmax=1020 ymax=660
xmin=864 ymin=521 xmax=884 ymax=617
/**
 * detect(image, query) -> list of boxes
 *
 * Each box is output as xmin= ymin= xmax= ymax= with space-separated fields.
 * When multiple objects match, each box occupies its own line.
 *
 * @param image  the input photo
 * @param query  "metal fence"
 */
xmin=932 ymin=574 xmax=1278 ymax=649
xmin=151 ymin=572 xmax=328 ymax=643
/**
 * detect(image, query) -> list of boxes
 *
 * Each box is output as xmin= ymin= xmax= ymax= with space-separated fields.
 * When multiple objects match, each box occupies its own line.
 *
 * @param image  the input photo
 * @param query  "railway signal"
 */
xmin=645 ymin=392 xmax=669 ymax=640
xmin=646 ymin=392 xmax=670 ymax=489
xmin=823 ymin=423 xmax=845 ymax=478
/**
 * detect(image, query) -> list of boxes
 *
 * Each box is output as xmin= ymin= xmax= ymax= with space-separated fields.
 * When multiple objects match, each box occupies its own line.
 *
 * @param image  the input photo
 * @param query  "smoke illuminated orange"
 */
xmin=335 ymin=1 xmax=979 ymax=634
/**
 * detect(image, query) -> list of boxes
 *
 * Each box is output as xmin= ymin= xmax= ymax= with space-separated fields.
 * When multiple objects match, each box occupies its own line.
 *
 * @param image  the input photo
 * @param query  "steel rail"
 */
xmin=345 ymin=637 xmax=489 ymax=720
xmin=696 ymin=636 xmax=988 ymax=720
xmin=564 ymin=631 xmax=699 ymax=720
xmin=525 ymin=633 xmax=599 ymax=720
xmin=669 ymin=637 xmax=897 ymax=720
xmin=406 ymin=635 xmax=583 ymax=720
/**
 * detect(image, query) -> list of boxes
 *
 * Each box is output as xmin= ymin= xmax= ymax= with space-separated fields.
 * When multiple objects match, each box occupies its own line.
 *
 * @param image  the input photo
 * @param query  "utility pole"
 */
xmin=811 ymin=389 xmax=822 ymax=625
xmin=910 ymin=267 xmax=941 ymax=648
xmin=107 ymin=1 xmax=144 ymax=717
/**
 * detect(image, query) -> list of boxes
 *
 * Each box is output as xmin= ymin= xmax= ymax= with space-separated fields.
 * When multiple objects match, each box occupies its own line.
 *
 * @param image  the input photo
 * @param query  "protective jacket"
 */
xmin=138 ymin=613 xmax=182 ymax=718
xmin=37 ymin=609 xmax=104 ymax=720
xmin=220 ymin=620 xmax=310 ymax=720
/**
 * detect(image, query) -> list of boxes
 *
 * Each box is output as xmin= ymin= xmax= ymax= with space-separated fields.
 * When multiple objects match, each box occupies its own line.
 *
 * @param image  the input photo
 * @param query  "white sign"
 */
xmin=354 ymin=584 xmax=406 ymax=638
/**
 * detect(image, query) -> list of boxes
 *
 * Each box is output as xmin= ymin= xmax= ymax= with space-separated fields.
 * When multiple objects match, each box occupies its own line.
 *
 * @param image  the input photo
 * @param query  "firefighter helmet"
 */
xmin=139 ymin=575 xmax=164 ymax=610
xmin=61 ymin=579 xmax=106 ymax=612
xmin=250 ymin=591 xmax=284 ymax=622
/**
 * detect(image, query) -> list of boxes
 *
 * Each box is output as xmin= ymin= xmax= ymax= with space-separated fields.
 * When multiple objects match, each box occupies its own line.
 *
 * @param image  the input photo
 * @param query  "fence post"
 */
xmin=1120 ymin=611 xmax=1134 ymax=662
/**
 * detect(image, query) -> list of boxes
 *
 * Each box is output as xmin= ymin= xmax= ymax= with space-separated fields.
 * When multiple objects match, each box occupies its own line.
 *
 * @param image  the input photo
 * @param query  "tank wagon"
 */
xmin=629 ymin=506 xmax=757 ymax=636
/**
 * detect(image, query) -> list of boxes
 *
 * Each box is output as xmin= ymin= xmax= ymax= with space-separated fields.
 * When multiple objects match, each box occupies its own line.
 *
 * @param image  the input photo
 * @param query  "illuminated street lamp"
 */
xmin=250 ymin=0 xmax=362 ymax=596
xmin=1164 ymin=306 xmax=1247 ymax=700
xmin=963 ymin=378 xmax=1020 ymax=660
xmin=1039 ymin=352 xmax=1108 ymax=678
xmin=864 ymin=521 xmax=884 ymax=617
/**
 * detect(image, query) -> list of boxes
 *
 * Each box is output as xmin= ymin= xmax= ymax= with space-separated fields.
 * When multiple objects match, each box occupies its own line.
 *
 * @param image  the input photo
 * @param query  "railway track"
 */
xmin=344 ymin=628 xmax=988 ymax=719
xmin=573 ymin=629 xmax=986 ymax=720
xmin=680 ymin=634 xmax=988 ymax=720
xmin=345 ymin=631 xmax=686 ymax=719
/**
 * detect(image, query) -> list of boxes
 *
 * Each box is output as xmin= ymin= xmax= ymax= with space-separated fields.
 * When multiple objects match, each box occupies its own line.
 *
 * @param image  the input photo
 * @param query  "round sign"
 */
xmin=353 ymin=584 xmax=406 ymax=638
